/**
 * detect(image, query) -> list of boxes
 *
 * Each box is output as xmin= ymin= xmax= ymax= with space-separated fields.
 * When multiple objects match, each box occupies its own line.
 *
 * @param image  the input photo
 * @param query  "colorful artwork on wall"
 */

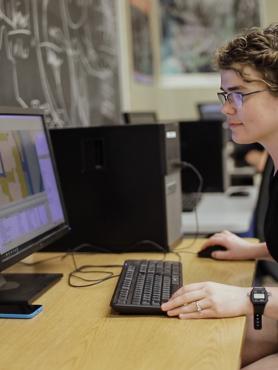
xmin=160 ymin=0 xmax=260 ymax=74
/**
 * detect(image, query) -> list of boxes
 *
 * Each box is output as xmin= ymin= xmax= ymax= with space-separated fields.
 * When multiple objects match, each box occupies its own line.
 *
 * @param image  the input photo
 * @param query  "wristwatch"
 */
xmin=249 ymin=287 xmax=269 ymax=330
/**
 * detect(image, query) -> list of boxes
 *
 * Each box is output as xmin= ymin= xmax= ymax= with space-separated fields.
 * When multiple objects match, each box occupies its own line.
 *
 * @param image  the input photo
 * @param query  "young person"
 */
xmin=161 ymin=24 xmax=278 ymax=369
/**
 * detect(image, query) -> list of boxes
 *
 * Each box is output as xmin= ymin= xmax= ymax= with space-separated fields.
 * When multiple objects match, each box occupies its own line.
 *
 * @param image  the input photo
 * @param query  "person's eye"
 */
xmin=231 ymin=92 xmax=243 ymax=99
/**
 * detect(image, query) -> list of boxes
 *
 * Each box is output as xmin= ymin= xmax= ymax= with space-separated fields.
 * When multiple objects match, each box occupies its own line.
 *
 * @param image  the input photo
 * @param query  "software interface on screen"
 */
xmin=0 ymin=114 xmax=66 ymax=265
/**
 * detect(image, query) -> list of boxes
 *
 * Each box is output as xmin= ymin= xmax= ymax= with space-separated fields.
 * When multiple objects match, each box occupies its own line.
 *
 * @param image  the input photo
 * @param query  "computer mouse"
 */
xmin=197 ymin=245 xmax=227 ymax=258
xmin=229 ymin=191 xmax=249 ymax=197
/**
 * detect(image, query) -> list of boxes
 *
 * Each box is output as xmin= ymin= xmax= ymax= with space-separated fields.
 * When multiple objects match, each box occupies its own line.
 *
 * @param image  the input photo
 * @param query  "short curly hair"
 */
xmin=215 ymin=24 xmax=278 ymax=94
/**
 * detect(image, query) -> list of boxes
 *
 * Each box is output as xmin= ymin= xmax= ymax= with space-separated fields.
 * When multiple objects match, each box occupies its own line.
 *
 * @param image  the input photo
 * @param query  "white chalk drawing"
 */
xmin=0 ymin=0 xmax=120 ymax=127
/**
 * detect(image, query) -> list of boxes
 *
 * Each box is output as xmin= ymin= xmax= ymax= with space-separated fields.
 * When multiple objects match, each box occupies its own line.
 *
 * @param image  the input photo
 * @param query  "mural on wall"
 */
xmin=0 ymin=0 xmax=120 ymax=127
xmin=160 ymin=0 xmax=260 ymax=74
xmin=129 ymin=0 xmax=154 ymax=83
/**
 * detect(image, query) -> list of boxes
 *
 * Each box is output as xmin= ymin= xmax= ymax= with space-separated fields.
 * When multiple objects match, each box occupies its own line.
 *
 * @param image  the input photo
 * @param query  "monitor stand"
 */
xmin=0 ymin=273 xmax=63 ymax=303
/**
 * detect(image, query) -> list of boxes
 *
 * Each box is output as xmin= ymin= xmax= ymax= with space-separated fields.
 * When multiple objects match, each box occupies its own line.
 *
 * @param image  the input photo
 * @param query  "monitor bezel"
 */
xmin=0 ymin=107 xmax=70 ymax=272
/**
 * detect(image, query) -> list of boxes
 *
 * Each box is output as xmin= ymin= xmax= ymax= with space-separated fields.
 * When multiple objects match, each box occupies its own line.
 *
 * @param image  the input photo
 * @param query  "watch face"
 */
xmin=251 ymin=288 xmax=268 ymax=303
xmin=254 ymin=293 xmax=265 ymax=299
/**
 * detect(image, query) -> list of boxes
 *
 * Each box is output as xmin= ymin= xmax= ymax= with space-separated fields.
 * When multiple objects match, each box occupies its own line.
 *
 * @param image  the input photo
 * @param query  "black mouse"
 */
xmin=229 ymin=191 xmax=249 ymax=197
xmin=198 ymin=245 xmax=227 ymax=258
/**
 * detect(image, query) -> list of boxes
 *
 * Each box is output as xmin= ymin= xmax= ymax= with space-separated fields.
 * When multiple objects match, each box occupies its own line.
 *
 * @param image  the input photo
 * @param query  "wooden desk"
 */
xmin=0 ymin=239 xmax=255 ymax=370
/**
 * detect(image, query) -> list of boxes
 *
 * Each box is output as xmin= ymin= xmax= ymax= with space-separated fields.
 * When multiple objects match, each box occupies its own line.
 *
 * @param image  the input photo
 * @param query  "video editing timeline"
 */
xmin=0 ymin=115 xmax=64 ymax=259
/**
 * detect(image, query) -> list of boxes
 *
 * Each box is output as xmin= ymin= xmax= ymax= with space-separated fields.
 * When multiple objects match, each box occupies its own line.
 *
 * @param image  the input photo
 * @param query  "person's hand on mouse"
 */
xmin=161 ymin=281 xmax=252 ymax=319
xmin=199 ymin=230 xmax=258 ymax=260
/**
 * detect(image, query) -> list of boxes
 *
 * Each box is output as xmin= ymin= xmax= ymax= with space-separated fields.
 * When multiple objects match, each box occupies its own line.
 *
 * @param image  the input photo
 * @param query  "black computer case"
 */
xmin=46 ymin=123 xmax=182 ymax=252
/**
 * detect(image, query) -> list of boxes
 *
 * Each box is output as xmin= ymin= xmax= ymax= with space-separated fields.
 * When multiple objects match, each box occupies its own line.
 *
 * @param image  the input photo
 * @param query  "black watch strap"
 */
xmin=249 ymin=287 xmax=269 ymax=330
xmin=254 ymin=310 xmax=263 ymax=330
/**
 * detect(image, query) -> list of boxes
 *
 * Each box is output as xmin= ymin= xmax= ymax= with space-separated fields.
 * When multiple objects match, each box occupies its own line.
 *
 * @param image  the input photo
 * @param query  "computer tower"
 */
xmin=179 ymin=120 xmax=229 ymax=193
xmin=46 ymin=123 xmax=182 ymax=252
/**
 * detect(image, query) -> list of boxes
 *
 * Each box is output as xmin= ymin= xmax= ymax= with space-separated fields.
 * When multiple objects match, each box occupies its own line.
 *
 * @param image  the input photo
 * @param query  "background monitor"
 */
xmin=123 ymin=111 xmax=157 ymax=124
xmin=0 ymin=108 xmax=69 ymax=304
xmin=179 ymin=120 xmax=229 ymax=193
xmin=197 ymin=102 xmax=226 ymax=121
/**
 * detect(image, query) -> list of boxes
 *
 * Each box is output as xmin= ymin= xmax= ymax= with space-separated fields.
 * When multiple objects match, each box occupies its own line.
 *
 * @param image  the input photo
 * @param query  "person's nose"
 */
xmin=221 ymin=100 xmax=237 ymax=116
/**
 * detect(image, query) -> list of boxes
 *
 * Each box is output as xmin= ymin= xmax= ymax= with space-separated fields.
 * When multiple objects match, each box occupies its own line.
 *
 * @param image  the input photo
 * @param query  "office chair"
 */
xmin=253 ymin=155 xmax=278 ymax=282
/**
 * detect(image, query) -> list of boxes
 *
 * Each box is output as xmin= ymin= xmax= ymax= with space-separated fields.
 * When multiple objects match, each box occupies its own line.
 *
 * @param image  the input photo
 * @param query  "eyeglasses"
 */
xmin=217 ymin=89 xmax=269 ymax=108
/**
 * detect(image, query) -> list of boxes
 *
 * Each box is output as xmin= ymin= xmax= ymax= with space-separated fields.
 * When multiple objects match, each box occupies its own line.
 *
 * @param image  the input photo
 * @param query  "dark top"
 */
xmin=264 ymin=171 xmax=278 ymax=262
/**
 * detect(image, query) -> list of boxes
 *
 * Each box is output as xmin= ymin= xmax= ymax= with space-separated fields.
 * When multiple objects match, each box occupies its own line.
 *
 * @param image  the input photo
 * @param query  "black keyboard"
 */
xmin=110 ymin=259 xmax=183 ymax=314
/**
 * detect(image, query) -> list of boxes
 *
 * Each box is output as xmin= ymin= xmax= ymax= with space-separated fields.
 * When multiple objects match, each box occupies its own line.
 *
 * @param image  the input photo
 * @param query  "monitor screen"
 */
xmin=197 ymin=103 xmax=226 ymax=121
xmin=0 ymin=108 xmax=69 ymax=304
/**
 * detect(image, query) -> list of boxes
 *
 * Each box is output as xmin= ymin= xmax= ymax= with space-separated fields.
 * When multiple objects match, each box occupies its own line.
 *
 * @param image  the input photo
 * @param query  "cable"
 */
xmin=68 ymin=268 xmax=120 ymax=288
xmin=174 ymin=160 xmax=203 ymax=250
xmin=20 ymin=253 xmax=67 ymax=266
xmin=170 ymin=249 xmax=198 ymax=263
xmin=131 ymin=240 xmax=167 ymax=254
xmin=64 ymin=240 xmax=167 ymax=254
xmin=18 ymin=245 xmax=122 ymax=288
xmin=18 ymin=239 xmax=168 ymax=288
xmin=65 ymin=244 xmax=122 ymax=287
xmin=66 ymin=240 xmax=168 ymax=288
xmin=174 ymin=161 xmax=203 ymax=195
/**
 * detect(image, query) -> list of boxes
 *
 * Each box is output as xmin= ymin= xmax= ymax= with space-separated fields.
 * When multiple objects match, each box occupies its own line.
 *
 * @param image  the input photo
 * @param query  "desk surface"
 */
xmin=182 ymin=186 xmax=259 ymax=235
xmin=0 ymin=239 xmax=255 ymax=370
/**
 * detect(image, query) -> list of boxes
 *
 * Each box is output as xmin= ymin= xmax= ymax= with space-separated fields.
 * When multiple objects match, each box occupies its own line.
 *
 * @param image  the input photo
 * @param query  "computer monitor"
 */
xmin=197 ymin=102 xmax=226 ymax=121
xmin=123 ymin=112 xmax=157 ymax=124
xmin=0 ymin=108 xmax=69 ymax=304
xmin=179 ymin=120 xmax=229 ymax=193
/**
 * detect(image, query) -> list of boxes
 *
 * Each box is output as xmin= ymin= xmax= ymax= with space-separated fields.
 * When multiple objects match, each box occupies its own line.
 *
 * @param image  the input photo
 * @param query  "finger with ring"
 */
xmin=195 ymin=301 xmax=202 ymax=312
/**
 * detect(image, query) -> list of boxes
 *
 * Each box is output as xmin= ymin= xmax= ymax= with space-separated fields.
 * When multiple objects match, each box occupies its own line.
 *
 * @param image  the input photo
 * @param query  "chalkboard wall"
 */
xmin=0 ymin=0 xmax=121 ymax=127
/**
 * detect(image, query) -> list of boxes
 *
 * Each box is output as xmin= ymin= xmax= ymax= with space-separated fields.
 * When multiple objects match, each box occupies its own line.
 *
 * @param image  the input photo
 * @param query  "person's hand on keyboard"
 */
xmin=161 ymin=282 xmax=252 ymax=319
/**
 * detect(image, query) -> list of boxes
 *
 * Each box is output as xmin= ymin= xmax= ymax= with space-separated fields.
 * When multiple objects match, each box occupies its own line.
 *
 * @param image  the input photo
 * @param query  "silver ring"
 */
xmin=195 ymin=301 xmax=202 ymax=312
